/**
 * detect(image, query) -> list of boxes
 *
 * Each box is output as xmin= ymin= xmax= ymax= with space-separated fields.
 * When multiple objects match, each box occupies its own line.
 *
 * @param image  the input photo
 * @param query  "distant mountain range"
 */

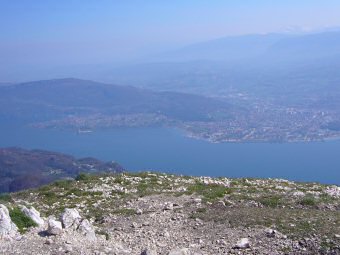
xmin=161 ymin=31 xmax=340 ymax=62
xmin=154 ymin=33 xmax=288 ymax=62
xmin=0 ymin=147 xmax=124 ymax=193
xmin=104 ymin=31 xmax=340 ymax=108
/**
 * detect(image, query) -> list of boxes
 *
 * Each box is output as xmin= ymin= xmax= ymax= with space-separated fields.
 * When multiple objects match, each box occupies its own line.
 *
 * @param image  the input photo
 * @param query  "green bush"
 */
xmin=0 ymin=193 xmax=12 ymax=203
xmin=187 ymin=182 xmax=231 ymax=202
xmin=9 ymin=207 xmax=38 ymax=233
xmin=299 ymin=196 xmax=317 ymax=206
xmin=259 ymin=195 xmax=283 ymax=208
xmin=39 ymin=190 xmax=57 ymax=199
xmin=75 ymin=173 xmax=92 ymax=181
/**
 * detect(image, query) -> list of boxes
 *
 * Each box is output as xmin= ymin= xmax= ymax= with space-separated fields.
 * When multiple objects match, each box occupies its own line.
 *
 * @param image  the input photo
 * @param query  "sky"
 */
xmin=1 ymin=0 xmax=340 ymax=81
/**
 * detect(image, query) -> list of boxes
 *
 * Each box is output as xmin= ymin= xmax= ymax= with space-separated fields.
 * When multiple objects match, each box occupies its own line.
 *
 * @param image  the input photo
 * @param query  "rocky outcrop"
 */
xmin=57 ymin=208 xmax=97 ymax=241
xmin=0 ymin=204 xmax=18 ymax=239
xmin=60 ymin=208 xmax=81 ymax=229
xmin=20 ymin=206 xmax=44 ymax=226
xmin=1 ymin=172 xmax=340 ymax=254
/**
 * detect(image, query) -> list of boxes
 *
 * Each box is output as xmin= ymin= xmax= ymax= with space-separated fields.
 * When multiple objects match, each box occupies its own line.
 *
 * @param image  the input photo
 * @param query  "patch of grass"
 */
xmin=92 ymin=191 xmax=103 ymax=196
xmin=258 ymin=195 xmax=283 ymax=208
xmin=75 ymin=172 xmax=93 ymax=181
xmin=136 ymin=182 xmax=157 ymax=197
xmin=229 ymin=193 xmax=253 ymax=201
xmin=39 ymin=190 xmax=57 ymax=199
xmin=299 ymin=196 xmax=317 ymax=207
xmin=128 ymin=171 xmax=151 ymax=179
xmin=149 ymin=176 xmax=158 ymax=184
xmin=246 ymin=187 xmax=260 ymax=193
xmin=112 ymin=208 xmax=136 ymax=216
xmin=9 ymin=207 xmax=38 ymax=234
xmin=37 ymin=185 xmax=51 ymax=192
xmin=187 ymin=182 xmax=231 ymax=202
xmin=86 ymin=207 xmax=105 ymax=222
xmin=65 ymin=188 xmax=88 ymax=197
xmin=113 ymin=176 xmax=124 ymax=184
xmin=319 ymin=193 xmax=337 ymax=204
xmin=295 ymin=221 xmax=314 ymax=234
xmin=137 ymin=183 xmax=148 ymax=193
xmin=239 ymin=178 xmax=252 ymax=186
xmin=111 ymin=190 xmax=125 ymax=196
xmin=113 ymin=175 xmax=131 ymax=185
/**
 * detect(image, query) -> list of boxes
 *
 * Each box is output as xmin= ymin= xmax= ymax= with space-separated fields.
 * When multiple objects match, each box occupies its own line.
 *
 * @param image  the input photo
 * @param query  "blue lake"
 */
xmin=1 ymin=123 xmax=339 ymax=185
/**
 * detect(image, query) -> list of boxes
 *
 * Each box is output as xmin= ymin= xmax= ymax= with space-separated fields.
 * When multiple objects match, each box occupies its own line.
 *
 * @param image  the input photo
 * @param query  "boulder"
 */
xmin=21 ymin=206 xmax=44 ymax=226
xmin=60 ymin=208 xmax=81 ymax=229
xmin=168 ymin=248 xmax=191 ymax=255
xmin=77 ymin=219 xmax=96 ymax=241
xmin=0 ymin=204 xmax=19 ymax=239
xmin=233 ymin=238 xmax=250 ymax=249
xmin=47 ymin=218 xmax=63 ymax=235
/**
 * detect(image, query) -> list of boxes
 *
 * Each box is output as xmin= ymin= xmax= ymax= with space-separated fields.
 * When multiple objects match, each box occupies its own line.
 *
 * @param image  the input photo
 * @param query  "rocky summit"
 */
xmin=0 ymin=172 xmax=339 ymax=254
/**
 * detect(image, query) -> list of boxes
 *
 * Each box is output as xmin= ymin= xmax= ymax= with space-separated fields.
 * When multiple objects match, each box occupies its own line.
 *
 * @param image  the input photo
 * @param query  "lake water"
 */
xmin=1 ymin=123 xmax=339 ymax=185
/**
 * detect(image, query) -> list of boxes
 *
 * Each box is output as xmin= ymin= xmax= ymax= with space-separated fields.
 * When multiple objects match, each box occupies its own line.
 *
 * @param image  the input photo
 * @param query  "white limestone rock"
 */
xmin=233 ymin=238 xmax=250 ymax=249
xmin=47 ymin=218 xmax=63 ymax=235
xmin=0 ymin=204 xmax=19 ymax=239
xmin=60 ymin=208 xmax=81 ymax=229
xmin=77 ymin=219 xmax=96 ymax=241
xmin=168 ymin=248 xmax=191 ymax=255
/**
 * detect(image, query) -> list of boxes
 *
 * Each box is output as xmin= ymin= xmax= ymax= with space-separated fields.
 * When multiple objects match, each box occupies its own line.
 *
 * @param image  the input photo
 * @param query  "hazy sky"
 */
xmin=1 ymin=0 xmax=340 ymax=80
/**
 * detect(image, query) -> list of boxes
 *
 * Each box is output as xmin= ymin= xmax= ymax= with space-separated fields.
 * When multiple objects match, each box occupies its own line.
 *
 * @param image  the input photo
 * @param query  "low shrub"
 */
xmin=75 ymin=173 xmax=92 ymax=181
xmin=9 ymin=207 xmax=38 ymax=233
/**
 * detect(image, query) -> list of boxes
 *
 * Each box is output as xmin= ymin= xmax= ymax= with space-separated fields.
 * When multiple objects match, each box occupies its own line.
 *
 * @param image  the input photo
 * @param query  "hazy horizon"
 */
xmin=2 ymin=0 xmax=340 ymax=82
